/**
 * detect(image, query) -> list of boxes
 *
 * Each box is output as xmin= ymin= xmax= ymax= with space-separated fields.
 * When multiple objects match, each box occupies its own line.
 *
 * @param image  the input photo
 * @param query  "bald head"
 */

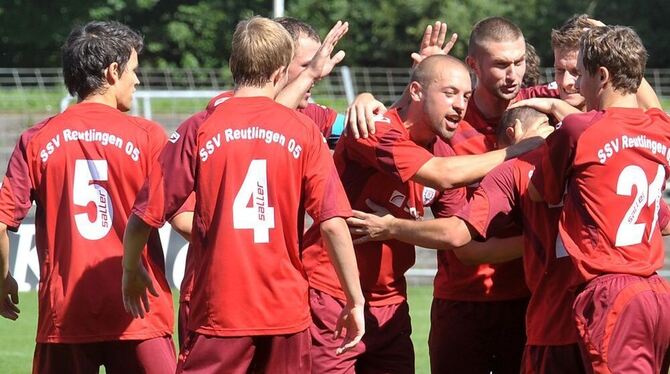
xmin=411 ymin=55 xmax=470 ymax=88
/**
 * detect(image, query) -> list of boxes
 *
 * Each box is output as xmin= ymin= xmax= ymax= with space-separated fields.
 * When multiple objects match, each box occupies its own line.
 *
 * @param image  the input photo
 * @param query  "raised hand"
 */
xmin=411 ymin=21 xmax=458 ymax=66
xmin=305 ymin=21 xmax=349 ymax=81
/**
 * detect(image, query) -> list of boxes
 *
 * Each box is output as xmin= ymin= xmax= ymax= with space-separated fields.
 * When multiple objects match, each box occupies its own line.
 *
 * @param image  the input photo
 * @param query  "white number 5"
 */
xmin=615 ymin=164 xmax=664 ymax=246
xmin=73 ymin=159 xmax=113 ymax=240
xmin=233 ymin=159 xmax=275 ymax=243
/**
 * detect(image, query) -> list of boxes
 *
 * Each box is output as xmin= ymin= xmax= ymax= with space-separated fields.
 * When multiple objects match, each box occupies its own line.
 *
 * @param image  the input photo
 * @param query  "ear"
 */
xmin=598 ymin=66 xmax=609 ymax=88
xmin=106 ymin=62 xmax=120 ymax=85
xmin=270 ymin=65 xmax=288 ymax=86
xmin=505 ymin=125 xmax=516 ymax=144
xmin=465 ymin=55 xmax=478 ymax=75
xmin=408 ymin=81 xmax=423 ymax=102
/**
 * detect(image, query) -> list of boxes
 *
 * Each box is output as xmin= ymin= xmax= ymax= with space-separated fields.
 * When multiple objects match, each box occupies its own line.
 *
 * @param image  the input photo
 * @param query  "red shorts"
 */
xmin=32 ymin=336 xmax=175 ymax=374
xmin=428 ymin=297 xmax=528 ymax=374
xmin=573 ymin=273 xmax=670 ymax=374
xmin=309 ymin=288 xmax=414 ymax=374
xmin=176 ymin=330 xmax=311 ymax=374
xmin=521 ymin=344 xmax=586 ymax=374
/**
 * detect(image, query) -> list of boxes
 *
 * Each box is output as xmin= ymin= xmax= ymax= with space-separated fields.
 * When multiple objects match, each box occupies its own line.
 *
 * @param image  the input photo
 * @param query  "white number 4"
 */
xmin=73 ymin=159 xmax=113 ymax=240
xmin=233 ymin=159 xmax=275 ymax=243
xmin=615 ymin=164 xmax=664 ymax=246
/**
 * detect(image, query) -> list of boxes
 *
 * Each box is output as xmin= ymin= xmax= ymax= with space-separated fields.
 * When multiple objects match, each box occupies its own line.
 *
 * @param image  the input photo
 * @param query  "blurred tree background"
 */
xmin=1 ymin=0 xmax=669 ymax=68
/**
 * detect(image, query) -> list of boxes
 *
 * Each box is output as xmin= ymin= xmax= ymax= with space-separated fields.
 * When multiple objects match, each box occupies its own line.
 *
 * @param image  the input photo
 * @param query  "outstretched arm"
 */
xmin=276 ymin=21 xmax=349 ymax=108
xmin=320 ymin=217 xmax=365 ymax=355
xmin=452 ymin=236 xmax=523 ymax=265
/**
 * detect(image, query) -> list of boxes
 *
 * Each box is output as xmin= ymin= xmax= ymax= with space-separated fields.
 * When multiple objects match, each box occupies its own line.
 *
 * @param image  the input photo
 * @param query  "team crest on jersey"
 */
xmin=423 ymin=187 xmax=437 ymax=206
xmin=547 ymin=81 xmax=558 ymax=90
xmin=373 ymin=114 xmax=391 ymax=125
xmin=168 ymin=132 xmax=181 ymax=143
xmin=389 ymin=190 xmax=406 ymax=208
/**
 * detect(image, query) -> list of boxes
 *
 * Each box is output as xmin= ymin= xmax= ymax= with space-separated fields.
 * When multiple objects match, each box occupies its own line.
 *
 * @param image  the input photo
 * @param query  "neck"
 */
xmin=596 ymin=89 xmax=639 ymax=110
xmin=399 ymin=104 xmax=433 ymax=147
xmin=234 ymin=84 xmax=279 ymax=99
xmin=81 ymin=90 xmax=118 ymax=109
xmin=473 ymin=87 xmax=511 ymax=121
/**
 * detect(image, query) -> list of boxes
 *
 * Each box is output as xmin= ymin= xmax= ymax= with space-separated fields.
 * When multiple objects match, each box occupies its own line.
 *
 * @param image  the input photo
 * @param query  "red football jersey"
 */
xmin=0 ymin=102 xmax=173 ymax=343
xmin=133 ymin=96 xmax=351 ymax=336
xmin=303 ymin=109 xmax=433 ymax=306
xmin=434 ymin=86 xmax=559 ymax=301
xmin=456 ymin=149 xmax=580 ymax=345
xmin=532 ymin=108 xmax=670 ymax=283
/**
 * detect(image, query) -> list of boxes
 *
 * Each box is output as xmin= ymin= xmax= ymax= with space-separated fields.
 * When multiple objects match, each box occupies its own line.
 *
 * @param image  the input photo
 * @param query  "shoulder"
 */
xmin=558 ymin=110 xmax=603 ymax=138
xmin=299 ymin=103 xmax=337 ymax=117
xmin=126 ymin=116 xmax=167 ymax=143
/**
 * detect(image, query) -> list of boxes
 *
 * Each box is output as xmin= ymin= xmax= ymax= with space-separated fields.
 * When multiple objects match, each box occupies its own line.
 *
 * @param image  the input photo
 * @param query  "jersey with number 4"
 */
xmin=0 ymin=102 xmax=173 ymax=343
xmin=132 ymin=96 xmax=351 ymax=336
xmin=532 ymin=108 xmax=670 ymax=282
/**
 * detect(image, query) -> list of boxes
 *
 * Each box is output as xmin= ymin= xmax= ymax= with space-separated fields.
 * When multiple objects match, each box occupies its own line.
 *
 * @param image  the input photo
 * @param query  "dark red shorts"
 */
xmin=573 ymin=273 xmax=670 ymax=374
xmin=176 ymin=330 xmax=311 ymax=374
xmin=309 ymin=288 xmax=414 ymax=374
xmin=521 ymin=344 xmax=586 ymax=374
xmin=32 ymin=336 xmax=175 ymax=374
xmin=428 ymin=297 xmax=528 ymax=374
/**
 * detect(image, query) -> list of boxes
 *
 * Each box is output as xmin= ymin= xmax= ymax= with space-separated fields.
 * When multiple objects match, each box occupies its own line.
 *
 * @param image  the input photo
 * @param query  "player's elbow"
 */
xmin=124 ymin=214 xmax=152 ymax=242
xmin=319 ymin=216 xmax=348 ymax=238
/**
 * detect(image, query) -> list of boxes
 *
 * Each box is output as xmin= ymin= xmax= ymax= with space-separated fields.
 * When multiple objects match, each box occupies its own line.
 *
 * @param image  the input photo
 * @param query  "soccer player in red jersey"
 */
xmin=530 ymin=26 xmax=670 ymax=373
xmin=302 ymin=54 xmax=547 ymax=373
xmin=0 ymin=21 xmax=175 ymax=373
xmin=123 ymin=16 xmax=365 ymax=373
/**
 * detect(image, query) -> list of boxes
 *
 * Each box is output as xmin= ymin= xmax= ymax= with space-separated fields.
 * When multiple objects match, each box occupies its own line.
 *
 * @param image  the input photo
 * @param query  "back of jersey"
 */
xmin=187 ymin=96 xmax=350 ymax=337
xmin=563 ymin=107 xmax=670 ymax=280
xmin=0 ymin=102 xmax=172 ymax=343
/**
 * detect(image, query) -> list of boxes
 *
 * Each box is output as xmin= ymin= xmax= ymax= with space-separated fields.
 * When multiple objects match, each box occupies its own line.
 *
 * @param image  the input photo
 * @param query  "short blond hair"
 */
xmin=230 ymin=16 xmax=294 ymax=88
xmin=580 ymin=26 xmax=647 ymax=94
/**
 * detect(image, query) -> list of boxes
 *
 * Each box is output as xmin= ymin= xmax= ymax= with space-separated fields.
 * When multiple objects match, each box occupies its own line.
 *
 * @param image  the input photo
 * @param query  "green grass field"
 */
xmin=0 ymin=285 xmax=434 ymax=373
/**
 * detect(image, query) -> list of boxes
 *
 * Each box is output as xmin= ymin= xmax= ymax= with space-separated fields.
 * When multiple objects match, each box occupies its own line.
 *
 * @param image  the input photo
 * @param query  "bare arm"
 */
xmin=636 ymin=78 xmax=662 ymax=110
xmin=0 ymin=222 xmax=19 ymax=320
xmin=276 ymin=21 xmax=349 ymax=108
xmin=452 ymin=236 xmax=523 ymax=265
xmin=122 ymin=214 xmax=159 ymax=319
xmin=413 ymin=134 xmax=548 ymax=190
xmin=320 ymin=217 xmax=365 ymax=355
xmin=170 ymin=211 xmax=193 ymax=242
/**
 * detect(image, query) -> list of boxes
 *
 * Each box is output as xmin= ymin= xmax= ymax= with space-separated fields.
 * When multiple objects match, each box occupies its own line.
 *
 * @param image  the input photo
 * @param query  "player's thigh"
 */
xmin=428 ymin=298 xmax=493 ymax=374
xmin=177 ymin=333 xmax=255 ymax=374
xmin=309 ymin=288 xmax=359 ymax=374
xmin=104 ymin=336 xmax=176 ymax=374
xmin=521 ymin=344 xmax=587 ymax=374
xmin=33 ymin=342 xmax=101 ymax=374
xmin=356 ymin=301 xmax=414 ymax=374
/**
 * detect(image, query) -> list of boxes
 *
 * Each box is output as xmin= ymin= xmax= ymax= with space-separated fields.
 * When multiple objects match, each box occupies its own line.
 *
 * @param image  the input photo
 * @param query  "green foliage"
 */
xmin=1 ymin=0 xmax=669 ymax=68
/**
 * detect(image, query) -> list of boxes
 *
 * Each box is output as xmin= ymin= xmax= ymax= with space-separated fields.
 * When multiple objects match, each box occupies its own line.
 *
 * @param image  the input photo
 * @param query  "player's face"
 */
xmin=553 ymin=48 xmax=585 ymax=109
xmin=287 ymin=35 xmax=321 ymax=109
xmin=421 ymin=67 xmax=472 ymax=140
xmin=575 ymin=49 xmax=598 ymax=111
xmin=116 ymin=49 xmax=140 ymax=112
xmin=474 ymin=38 xmax=526 ymax=101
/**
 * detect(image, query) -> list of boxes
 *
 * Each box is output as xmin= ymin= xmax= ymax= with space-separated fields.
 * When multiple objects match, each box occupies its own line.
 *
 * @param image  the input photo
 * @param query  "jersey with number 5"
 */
xmin=132 ymin=96 xmax=352 ymax=337
xmin=0 ymin=102 xmax=173 ymax=343
xmin=531 ymin=108 xmax=670 ymax=282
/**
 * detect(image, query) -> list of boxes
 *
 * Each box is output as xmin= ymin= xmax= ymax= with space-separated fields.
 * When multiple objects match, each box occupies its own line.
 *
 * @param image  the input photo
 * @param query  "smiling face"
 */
xmin=473 ymin=37 xmax=526 ymax=100
xmin=420 ymin=64 xmax=472 ymax=140
xmin=553 ymin=48 xmax=585 ymax=109
xmin=286 ymin=35 xmax=321 ymax=108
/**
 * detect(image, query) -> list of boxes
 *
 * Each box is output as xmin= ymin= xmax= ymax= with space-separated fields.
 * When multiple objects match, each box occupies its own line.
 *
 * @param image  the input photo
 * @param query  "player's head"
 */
xmin=276 ymin=16 xmax=321 ymax=108
xmin=230 ymin=16 xmax=294 ymax=93
xmin=576 ymin=26 xmax=647 ymax=110
xmin=466 ymin=17 xmax=526 ymax=101
xmin=551 ymin=14 xmax=594 ymax=108
xmin=523 ymin=41 xmax=541 ymax=87
xmin=497 ymin=106 xmax=550 ymax=147
xmin=62 ymin=21 xmax=143 ymax=111
xmin=409 ymin=55 xmax=471 ymax=141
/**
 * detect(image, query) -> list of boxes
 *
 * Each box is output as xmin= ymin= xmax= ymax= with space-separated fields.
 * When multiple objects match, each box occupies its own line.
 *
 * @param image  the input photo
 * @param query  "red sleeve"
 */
xmin=660 ymin=200 xmax=670 ymax=232
xmin=0 ymin=121 xmax=48 ymax=230
xmin=299 ymin=104 xmax=338 ymax=138
xmin=513 ymin=83 xmax=561 ymax=102
xmin=344 ymin=117 xmax=433 ymax=183
xmin=169 ymin=192 xmax=196 ymax=221
xmin=431 ymin=138 xmax=467 ymax=216
xmin=301 ymin=116 xmax=352 ymax=223
xmin=132 ymin=111 xmax=204 ymax=227
xmin=454 ymin=160 xmax=518 ymax=239
xmin=531 ymin=111 xmax=599 ymax=205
